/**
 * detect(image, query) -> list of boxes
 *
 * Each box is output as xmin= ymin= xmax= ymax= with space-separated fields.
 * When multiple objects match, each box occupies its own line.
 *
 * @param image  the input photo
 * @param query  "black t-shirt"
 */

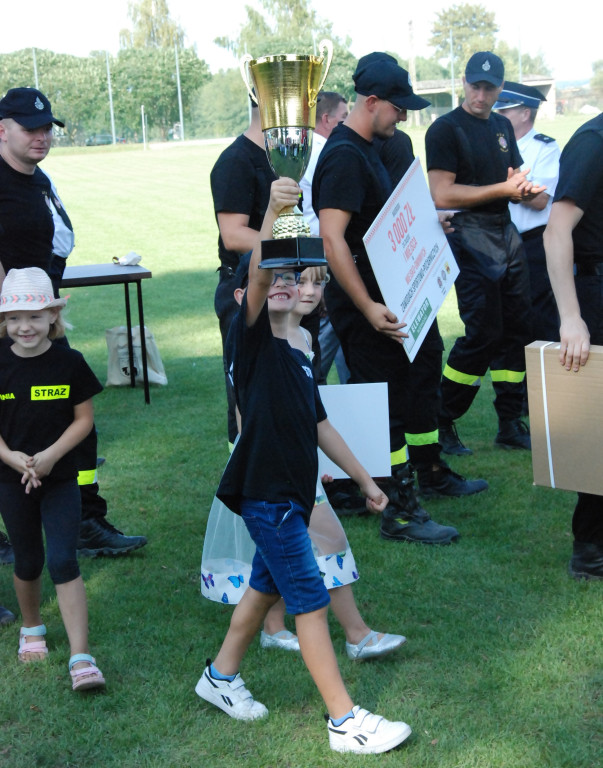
xmin=554 ymin=115 xmax=603 ymax=263
xmin=217 ymin=294 xmax=327 ymax=518
xmin=0 ymin=157 xmax=54 ymax=274
xmin=312 ymin=123 xmax=393 ymax=297
xmin=425 ymin=106 xmax=522 ymax=214
xmin=210 ymin=134 xmax=276 ymax=271
xmin=376 ymin=128 xmax=416 ymax=187
xmin=0 ymin=343 xmax=103 ymax=482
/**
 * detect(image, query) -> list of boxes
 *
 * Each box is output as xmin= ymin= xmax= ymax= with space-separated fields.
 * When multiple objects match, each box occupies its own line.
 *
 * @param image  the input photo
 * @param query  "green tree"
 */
xmin=0 ymin=49 xmax=108 ymax=144
xmin=191 ymin=68 xmax=251 ymax=139
xmin=589 ymin=60 xmax=603 ymax=105
xmin=117 ymin=0 xmax=211 ymax=139
xmin=494 ymin=42 xmax=551 ymax=81
xmin=215 ymin=0 xmax=358 ymax=100
xmin=120 ymin=0 xmax=184 ymax=49
xmin=430 ymin=3 xmax=498 ymax=74
xmin=112 ymin=47 xmax=210 ymax=139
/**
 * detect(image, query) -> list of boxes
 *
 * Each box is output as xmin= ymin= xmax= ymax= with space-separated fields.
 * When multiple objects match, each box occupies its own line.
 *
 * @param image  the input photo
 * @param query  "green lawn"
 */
xmin=0 ymin=118 xmax=600 ymax=768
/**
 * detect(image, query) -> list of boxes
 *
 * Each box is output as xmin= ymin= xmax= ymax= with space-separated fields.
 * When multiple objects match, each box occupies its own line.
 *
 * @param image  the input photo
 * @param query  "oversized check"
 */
xmin=363 ymin=157 xmax=458 ymax=362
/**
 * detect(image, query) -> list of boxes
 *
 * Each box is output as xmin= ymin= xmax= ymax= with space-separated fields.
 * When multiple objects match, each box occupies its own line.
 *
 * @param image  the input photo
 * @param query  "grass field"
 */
xmin=0 ymin=116 xmax=601 ymax=768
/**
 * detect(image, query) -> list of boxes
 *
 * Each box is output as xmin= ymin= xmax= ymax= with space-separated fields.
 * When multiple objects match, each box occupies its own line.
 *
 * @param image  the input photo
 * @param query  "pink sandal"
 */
xmin=18 ymin=625 xmax=48 ymax=663
xmin=69 ymin=654 xmax=105 ymax=691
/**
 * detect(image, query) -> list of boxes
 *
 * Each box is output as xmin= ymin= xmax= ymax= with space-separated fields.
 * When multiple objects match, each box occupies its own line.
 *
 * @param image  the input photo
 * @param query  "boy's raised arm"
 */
xmin=244 ymin=177 xmax=301 ymax=327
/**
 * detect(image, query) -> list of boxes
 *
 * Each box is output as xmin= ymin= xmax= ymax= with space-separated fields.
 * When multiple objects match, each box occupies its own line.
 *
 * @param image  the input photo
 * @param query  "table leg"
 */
xmin=124 ymin=283 xmax=136 ymax=388
xmin=136 ymin=280 xmax=151 ymax=404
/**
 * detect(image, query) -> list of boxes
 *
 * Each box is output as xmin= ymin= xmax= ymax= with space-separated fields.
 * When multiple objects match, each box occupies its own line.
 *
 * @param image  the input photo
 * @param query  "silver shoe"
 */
xmin=260 ymin=630 xmax=300 ymax=652
xmin=346 ymin=630 xmax=406 ymax=661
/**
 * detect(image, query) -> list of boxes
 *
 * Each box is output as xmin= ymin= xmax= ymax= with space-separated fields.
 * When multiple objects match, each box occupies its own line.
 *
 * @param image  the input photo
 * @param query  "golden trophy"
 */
xmin=240 ymin=40 xmax=333 ymax=268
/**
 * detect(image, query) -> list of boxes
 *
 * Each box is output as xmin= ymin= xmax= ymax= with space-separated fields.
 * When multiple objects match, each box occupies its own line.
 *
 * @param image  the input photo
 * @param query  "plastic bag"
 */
xmin=105 ymin=325 xmax=167 ymax=387
xmin=201 ymin=495 xmax=255 ymax=605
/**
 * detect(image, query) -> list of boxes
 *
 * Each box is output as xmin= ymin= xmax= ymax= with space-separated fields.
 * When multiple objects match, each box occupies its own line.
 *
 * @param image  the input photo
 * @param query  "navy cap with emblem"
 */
xmin=353 ymin=52 xmax=431 ymax=110
xmin=465 ymin=51 xmax=504 ymax=87
xmin=494 ymin=81 xmax=546 ymax=110
xmin=0 ymin=87 xmax=64 ymax=129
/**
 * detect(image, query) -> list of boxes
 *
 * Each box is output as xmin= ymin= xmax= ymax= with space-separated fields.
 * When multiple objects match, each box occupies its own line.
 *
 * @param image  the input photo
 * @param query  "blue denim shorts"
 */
xmin=241 ymin=498 xmax=330 ymax=616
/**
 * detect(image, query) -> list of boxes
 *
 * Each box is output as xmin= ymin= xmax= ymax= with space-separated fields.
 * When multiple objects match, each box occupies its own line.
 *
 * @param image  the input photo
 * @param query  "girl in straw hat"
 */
xmin=0 ymin=267 xmax=105 ymax=691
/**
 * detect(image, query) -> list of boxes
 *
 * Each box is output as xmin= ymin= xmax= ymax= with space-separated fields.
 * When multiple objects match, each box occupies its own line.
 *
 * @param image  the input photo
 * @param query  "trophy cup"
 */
xmin=240 ymin=40 xmax=333 ymax=268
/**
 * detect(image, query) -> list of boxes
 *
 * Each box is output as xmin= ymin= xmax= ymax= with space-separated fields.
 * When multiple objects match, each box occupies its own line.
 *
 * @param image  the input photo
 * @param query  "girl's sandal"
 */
xmin=69 ymin=654 xmax=105 ymax=691
xmin=18 ymin=625 xmax=48 ymax=663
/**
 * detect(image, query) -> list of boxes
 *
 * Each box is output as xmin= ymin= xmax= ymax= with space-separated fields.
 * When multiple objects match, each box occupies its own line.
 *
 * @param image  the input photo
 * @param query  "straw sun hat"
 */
xmin=0 ymin=268 xmax=67 ymax=312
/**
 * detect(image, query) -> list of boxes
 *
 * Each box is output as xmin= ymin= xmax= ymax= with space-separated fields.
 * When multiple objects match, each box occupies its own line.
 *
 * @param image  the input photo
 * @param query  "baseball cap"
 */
xmin=0 ymin=88 xmax=64 ymax=129
xmin=465 ymin=52 xmax=504 ymax=87
xmin=353 ymin=52 xmax=431 ymax=110
xmin=494 ymin=81 xmax=546 ymax=110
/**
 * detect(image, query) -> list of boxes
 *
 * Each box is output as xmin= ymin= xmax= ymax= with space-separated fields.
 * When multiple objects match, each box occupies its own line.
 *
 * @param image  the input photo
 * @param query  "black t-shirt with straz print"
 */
xmin=0 ymin=343 xmax=103 ymax=482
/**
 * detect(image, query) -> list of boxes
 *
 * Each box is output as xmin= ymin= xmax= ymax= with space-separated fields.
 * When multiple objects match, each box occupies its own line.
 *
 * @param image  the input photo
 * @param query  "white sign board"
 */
xmin=363 ymin=158 xmax=459 ymax=362
xmin=317 ymin=383 xmax=390 ymax=480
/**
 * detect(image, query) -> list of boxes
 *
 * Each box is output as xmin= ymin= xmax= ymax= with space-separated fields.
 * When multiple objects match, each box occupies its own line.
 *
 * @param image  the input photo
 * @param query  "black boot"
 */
xmin=379 ymin=465 xmax=460 ymax=545
xmin=416 ymin=460 xmax=488 ymax=499
xmin=324 ymin=478 xmax=368 ymax=517
xmin=77 ymin=519 xmax=147 ymax=558
xmin=0 ymin=605 xmax=16 ymax=626
xmin=0 ymin=531 xmax=14 ymax=566
xmin=494 ymin=419 xmax=531 ymax=450
xmin=439 ymin=422 xmax=472 ymax=456
xmin=569 ymin=541 xmax=603 ymax=580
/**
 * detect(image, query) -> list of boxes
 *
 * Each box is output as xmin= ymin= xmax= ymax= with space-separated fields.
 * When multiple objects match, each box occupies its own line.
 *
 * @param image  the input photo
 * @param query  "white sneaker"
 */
xmin=195 ymin=664 xmax=268 ymax=721
xmin=327 ymin=705 xmax=411 ymax=754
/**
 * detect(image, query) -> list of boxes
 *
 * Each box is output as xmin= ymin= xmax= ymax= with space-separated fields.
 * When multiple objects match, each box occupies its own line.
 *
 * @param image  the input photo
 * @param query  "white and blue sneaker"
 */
xmin=327 ymin=705 xmax=411 ymax=753
xmin=195 ymin=663 xmax=268 ymax=721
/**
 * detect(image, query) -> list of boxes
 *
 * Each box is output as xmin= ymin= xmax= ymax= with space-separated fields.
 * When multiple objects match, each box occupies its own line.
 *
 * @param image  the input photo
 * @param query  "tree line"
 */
xmin=1 ymin=1 xmax=598 ymax=144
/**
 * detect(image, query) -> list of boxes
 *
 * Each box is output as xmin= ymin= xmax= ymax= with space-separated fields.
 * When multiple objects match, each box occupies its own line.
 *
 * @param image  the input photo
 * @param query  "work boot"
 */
xmin=379 ymin=465 xmax=459 ymax=545
xmin=494 ymin=419 xmax=531 ymax=450
xmin=0 ymin=531 xmax=14 ymax=565
xmin=77 ymin=518 xmax=147 ymax=558
xmin=0 ymin=605 xmax=16 ymax=626
xmin=324 ymin=478 xmax=368 ymax=517
xmin=416 ymin=461 xmax=489 ymax=499
xmin=439 ymin=422 xmax=473 ymax=456
xmin=568 ymin=541 xmax=603 ymax=580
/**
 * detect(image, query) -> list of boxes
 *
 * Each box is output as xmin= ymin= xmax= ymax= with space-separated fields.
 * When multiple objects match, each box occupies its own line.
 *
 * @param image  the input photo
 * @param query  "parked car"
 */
xmin=85 ymin=134 xmax=126 ymax=146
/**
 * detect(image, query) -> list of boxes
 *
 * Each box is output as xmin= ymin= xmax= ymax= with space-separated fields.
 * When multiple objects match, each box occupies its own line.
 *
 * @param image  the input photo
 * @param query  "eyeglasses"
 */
xmin=271 ymin=271 xmax=301 ymax=286
xmin=386 ymin=100 xmax=406 ymax=116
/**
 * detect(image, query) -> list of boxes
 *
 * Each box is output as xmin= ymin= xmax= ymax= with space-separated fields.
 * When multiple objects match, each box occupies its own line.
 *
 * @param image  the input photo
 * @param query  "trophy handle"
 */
xmin=239 ymin=54 xmax=258 ymax=105
xmin=316 ymin=39 xmax=334 ymax=94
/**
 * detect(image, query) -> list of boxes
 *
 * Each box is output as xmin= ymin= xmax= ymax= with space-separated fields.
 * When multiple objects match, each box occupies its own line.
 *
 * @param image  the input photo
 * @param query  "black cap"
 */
xmin=465 ymin=52 xmax=504 ymax=87
xmin=353 ymin=52 xmax=430 ymax=110
xmin=494 ymin=81 xmax=546 ymax=110
xmin=0 ymin=88 xmax=64 ymax=128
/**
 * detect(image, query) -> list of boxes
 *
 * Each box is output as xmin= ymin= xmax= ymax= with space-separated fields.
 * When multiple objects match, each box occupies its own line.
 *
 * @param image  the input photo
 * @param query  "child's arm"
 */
xmin=244 ymin=177 xmax=301 ymax=327
xmin=25 ymin=399 xmax=95 ymax=492
xmin=317 ymin=418 xmax=388 ymax=514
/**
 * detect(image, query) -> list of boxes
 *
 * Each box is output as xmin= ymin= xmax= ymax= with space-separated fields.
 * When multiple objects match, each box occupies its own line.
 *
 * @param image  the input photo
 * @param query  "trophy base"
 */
xmin=260 ymin=236 xmax=328 ymax=270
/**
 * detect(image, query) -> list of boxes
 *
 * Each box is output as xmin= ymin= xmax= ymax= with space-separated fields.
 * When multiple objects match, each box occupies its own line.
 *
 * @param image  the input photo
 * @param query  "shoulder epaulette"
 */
xmin=534 ymin=133 xmax=555 ymax=143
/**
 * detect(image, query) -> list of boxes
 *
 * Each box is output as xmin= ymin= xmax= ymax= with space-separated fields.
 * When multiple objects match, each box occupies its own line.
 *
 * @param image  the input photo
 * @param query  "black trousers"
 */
xmin=214 ymin=268 xmax=240 ymax=445
xmin=522 ymin=229 xmax=559 ymax=343
xmin=326 ymin=279 xmax=444 ymax=467
xmin=573 ymin=269 xmax=603 ymax=544
xmin=441 ymin=211 xmax=532 ymax=423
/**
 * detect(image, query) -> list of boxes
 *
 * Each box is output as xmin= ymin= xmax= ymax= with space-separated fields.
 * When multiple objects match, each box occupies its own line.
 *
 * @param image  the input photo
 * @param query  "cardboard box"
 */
xmin=526 ymin=341 xmax=603 ymax=495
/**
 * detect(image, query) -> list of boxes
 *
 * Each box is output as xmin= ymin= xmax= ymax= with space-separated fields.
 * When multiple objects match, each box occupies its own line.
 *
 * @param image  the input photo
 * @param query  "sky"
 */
xmin=0 ymin=1 xmax=596 ymax=83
